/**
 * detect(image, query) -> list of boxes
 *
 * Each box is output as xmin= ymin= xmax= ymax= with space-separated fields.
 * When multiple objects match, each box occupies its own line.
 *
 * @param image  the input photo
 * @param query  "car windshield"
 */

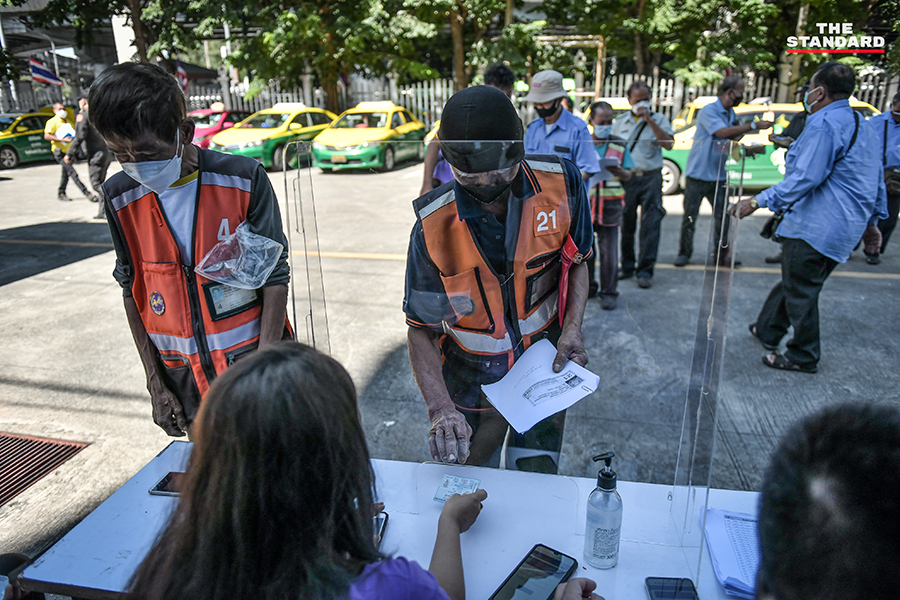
xmin=333 ymin=112 xmax=388 ymax=129
xmin=238 ymin=113 xmax=289 ymax=129
xmin=189 ymin=112 xmax=223 ymax=128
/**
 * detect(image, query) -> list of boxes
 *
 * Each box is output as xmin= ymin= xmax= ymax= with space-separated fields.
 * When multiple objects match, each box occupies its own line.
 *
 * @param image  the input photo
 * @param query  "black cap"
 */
xmin=439 ymin=86 xmax=524 ymax=173
xmin=593 ymin=452 xmax=617 ymax=490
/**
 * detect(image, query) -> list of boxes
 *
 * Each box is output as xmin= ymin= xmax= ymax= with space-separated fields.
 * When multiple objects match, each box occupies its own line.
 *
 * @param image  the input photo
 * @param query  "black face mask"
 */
xmin=732 ymin=93 xmax=744 ymax=105
xmin=535 ymin=99 xmax=560 ymax=119
xmin=464 ymin=181 xmax=513 ymax=205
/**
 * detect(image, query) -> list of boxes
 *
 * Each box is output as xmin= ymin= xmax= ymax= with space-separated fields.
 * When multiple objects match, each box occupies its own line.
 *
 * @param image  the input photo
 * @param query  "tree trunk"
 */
xmin=322 ymin=76 xmax=339 ymax=114
xmin=449 ymin=9 xmax=467 ymax=91
xmin=634 ymin=32 xmax=645 ymax=75
xmin=126 ymin=0 xmax=148 ymax=63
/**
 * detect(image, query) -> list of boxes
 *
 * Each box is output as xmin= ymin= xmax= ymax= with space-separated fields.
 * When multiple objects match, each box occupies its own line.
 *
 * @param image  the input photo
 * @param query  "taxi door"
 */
xmin=18 ymin=115 xmax=53 ymax=162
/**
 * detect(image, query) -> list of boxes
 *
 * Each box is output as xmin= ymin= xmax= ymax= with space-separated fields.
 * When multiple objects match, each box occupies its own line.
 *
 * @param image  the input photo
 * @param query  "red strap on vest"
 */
xmin=558 ymin=234 xmax=583 ymax=326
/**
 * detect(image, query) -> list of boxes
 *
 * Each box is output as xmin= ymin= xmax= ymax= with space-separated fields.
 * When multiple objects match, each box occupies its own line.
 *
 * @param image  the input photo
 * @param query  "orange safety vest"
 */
xmin=590 ymin=141 xmax=626 ymax=226
xmin=416 ymin=157 xmax=571 ymax=369
xmin=106 ymin=150 xmax=290 ymax=416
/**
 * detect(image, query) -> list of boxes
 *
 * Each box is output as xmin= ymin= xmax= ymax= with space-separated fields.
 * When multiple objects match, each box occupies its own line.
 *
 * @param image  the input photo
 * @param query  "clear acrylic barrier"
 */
xmin=269 ymin=135 xmax=753 ymax=594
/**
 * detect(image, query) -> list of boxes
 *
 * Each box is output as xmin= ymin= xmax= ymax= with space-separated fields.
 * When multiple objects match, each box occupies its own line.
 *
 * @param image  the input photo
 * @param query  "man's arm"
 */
xmin=553 ymin=261 xmax=589 ymax=371
xmin=43 ymin=120 xmax=66 ymax=144
xmin=124 ymin=296 xmax=188 ymax=436
xmin=429 ymin=489 xmax=487 ymax=600
xmin=713 ymin=121 xmax=772 ymax=140
xmin=64 ymin=118 xmax=89 ymax=163
xmin=421 ymin=139 xmax=441 ymax=195
xmin=636 ymin=109 xmax=674 ymax=150
xmin=259 ymin=283 xmax=288 ymax=347
xmin=408 ymin=326 xmax=472 ymax=464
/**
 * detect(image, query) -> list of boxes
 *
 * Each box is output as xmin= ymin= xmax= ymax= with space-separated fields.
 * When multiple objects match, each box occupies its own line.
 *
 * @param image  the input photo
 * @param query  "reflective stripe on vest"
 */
xmin=418 ymin=158 xmax=569 ymax=360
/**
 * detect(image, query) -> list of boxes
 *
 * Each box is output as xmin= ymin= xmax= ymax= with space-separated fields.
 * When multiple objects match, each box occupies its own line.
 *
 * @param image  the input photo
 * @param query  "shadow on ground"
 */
xmin=0 ymin=222 xmax=113 ymax=286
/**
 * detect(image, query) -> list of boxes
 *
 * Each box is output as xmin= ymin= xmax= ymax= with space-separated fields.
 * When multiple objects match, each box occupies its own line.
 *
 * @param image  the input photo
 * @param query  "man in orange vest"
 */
xmin=89 ymin=63 xmax=292 ymax=436
xmin=404 ymin=86 xmax=593 ymax=472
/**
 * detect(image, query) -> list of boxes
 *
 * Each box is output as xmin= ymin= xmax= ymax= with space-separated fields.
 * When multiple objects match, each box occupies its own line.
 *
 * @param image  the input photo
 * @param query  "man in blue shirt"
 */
xmin=611 ymin=81 xmax=674 ymax=287
xmin=733 ymin=63 xmax=887 ymax=374
xmin=675 ymin=77 xmax=772 ymax=266
xmin=524 ymin=70 xmax=600 ymax=186
xmin=868 ymin=91 xmax=900 ymax=264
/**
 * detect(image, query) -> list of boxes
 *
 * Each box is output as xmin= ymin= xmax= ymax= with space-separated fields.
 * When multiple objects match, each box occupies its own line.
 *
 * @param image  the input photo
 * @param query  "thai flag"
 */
xmin=176 ymin=60 xmax=189 ymax=92
xmin=29 ymin=59 xmax=63 ymax=86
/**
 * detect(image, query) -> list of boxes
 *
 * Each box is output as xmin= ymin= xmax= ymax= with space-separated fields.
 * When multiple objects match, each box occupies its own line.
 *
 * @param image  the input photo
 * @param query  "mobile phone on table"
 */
xmin=149 ymin=471 xmax=185 ymax=496
xmin=488 ymin=544 xmax=577 ymax=600
xmin=645 ymin=577 xmax=700 ymax=600
xmin=374 ymin=511 xmax=388 ymax=547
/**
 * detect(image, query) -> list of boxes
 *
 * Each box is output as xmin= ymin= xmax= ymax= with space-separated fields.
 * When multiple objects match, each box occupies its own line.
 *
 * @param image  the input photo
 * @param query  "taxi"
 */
xmin=660 ymin=99 xmax=880 ymax=194
xmin=208 ymin=103 xmax=337 ymax=170
xmin=311 ymin=101 xmax=425 ymax=172
xmin=0 ymin=111 xmax=55 ymax=169
xmin=189 ymin=106 xmax=252 ymax=149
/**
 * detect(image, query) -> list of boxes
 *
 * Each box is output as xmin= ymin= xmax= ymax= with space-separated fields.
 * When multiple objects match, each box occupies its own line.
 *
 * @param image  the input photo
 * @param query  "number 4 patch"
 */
xmin=217 ymin=218 xmax=230 ymax=241
xmin=533 ymin=208 xmax=558 ymax=237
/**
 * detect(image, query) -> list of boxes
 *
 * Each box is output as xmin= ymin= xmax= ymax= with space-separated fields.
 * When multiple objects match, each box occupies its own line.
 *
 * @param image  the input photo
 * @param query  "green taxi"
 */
xmin=208 ymin=103 xmax=337 ymax=170
xmin=0 ymin=112 xmax=54 ymax=169
xmin=311 ymin=101 xmax=425 ymax=172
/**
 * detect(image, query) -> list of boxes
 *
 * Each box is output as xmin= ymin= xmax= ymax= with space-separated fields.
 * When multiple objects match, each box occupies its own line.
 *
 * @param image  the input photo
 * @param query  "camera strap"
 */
xmin=629 ymin=120 xmax=648 ymax=152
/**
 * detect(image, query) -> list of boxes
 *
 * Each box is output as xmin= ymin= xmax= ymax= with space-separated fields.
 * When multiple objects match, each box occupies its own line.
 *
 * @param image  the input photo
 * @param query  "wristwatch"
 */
xmin=749 ymin=121 xmax=758 ymax=131
xmin=749 ymin=198 xmax=758 ymax=209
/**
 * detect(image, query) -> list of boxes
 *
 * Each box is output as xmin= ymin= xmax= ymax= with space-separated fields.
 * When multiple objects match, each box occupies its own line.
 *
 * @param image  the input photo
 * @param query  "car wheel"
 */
xmin=320 ymin=167 xmax=333 ymax=174
xmin=273 ymin=144 xmax=296 ymax=171
xmin=0 ymin=146 xmax=19 ymax=169
xmin=382 ymin=147 xmax=395 ymax=172
xmin=661 ymin=159 xmax=681 ymax=195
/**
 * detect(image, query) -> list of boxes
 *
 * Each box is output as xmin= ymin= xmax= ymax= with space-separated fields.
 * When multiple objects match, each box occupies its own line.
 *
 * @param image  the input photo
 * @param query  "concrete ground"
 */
xmin=2 ymin=155 xmax=898 ymax=571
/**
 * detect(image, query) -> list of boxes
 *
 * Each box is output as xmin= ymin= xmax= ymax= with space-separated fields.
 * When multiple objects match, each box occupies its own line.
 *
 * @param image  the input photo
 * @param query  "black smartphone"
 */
xmin=488 ymin=544 xmax=577 ymax=600
xmin=149 ymin=471 xmax=185 ymax=496
xmin=374 ymin=511 xmax=388 ymax=547
xmin=645 ymin=577 xmax=700 ymax=600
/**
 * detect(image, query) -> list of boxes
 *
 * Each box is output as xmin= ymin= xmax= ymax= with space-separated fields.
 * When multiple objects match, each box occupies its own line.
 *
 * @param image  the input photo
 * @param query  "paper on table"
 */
xmin=588 ymin=156 xmax=621 ymax=184
xmin=481 ymin=339 xmax=600 ymax=433
xmin=704 ymin=508 xmax=760 ymax=599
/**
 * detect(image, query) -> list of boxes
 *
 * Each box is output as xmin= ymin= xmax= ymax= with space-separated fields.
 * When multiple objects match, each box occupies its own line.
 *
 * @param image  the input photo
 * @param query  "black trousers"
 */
xmin=621 ymin=169 xmax=665 ymax=278
xmin=755 ymin=237 xmax=838 ymax=367
xmin=679 ymin=176 xmax=728 ymax=259
xmin=877 ymin=190 xmax=900 ymax=253
xmin=87 ymin=150 xmax=112 ymax=196
xmin=53 ymin=149 xmax=90 ymax=197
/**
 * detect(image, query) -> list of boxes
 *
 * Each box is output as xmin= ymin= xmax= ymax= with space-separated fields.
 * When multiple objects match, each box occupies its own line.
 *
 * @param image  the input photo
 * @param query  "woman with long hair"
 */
xmin=129 ymin=341 xmax=486 ymax=600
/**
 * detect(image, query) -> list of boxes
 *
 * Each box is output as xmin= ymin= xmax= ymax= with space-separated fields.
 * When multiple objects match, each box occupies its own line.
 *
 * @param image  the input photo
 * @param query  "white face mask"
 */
xmin=55 ymin=110 xmax=67 ymax=119
xmin=893 ymin=110 xmax=900 ymax=117
xmin=120 ymin=131 xmax=184 ymax=195
xmin=631 ymin=100 xmax=651 ymax=114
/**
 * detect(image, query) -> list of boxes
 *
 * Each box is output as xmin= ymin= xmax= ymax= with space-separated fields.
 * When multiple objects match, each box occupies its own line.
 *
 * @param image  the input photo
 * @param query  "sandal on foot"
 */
xmin=762 ymin=353 xmax=817 ymax=374
xmin=748 ymin=323 xmax=778 ymax=351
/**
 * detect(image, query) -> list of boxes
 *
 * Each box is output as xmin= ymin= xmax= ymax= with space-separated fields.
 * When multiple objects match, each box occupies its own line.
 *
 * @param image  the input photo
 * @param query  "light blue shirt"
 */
xmin=685 ymin=98 xmax=735 ymax=182
xmin=757 ymin=100 xmax=889 ymax=263
xmin=524 ymin=109 xmax=601 ymax=178
xmin=870 ymin=110 xmax=900 ymax=169
xmin=610 ymin=110 xmax=673 ymax=171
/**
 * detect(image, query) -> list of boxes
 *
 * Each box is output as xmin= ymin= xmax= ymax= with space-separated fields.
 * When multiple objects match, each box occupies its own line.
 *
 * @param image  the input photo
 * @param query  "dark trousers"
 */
xmin=53 ymin=149 xmax=90 ymax=197
xmin=87 ymin=150 xmax=111 ymax=195
xmin=587 ymin=223 xmax=620 ymax=299
xmin=679 ymin=176 xmax=728 ymax=259
xmin=621 ymin=169 xmax=665 ymax=278
xmin=877 ymin=190 xmax=900 ymax=253
xmin=755 ymin=238 xmax=838 ymax=367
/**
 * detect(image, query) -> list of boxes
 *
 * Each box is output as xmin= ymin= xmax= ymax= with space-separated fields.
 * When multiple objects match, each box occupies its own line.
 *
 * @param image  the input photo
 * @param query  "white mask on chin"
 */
xmin=120 ymin=131 xmax=184 ymax=195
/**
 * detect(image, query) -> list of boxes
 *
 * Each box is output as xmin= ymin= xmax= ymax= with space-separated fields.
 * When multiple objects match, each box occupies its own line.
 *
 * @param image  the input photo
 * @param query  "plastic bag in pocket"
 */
xmin=194 ymin=221 xmax=283 ymax=289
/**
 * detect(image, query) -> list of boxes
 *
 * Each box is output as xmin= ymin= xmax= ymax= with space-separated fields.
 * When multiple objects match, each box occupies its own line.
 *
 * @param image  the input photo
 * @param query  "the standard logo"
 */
xmin=787 ymin=23 xmax=885 ymax=54
xmin=449 ymin=295 xmax=476 ymax=317
xmin=150 ymin=291 xmax=166 ymax=315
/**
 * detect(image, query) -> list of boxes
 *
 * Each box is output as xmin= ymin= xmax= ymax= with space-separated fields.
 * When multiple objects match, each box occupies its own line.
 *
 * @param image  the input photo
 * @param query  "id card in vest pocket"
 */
xmin=202 ymin=281 xmax=261 ymax=321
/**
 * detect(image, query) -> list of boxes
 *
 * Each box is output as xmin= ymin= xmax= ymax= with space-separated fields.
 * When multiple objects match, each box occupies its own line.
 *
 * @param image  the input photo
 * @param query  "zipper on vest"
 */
xmin=183 ymin=264 xmax=217 ymax=383
xmin=503 ymin=259 xmax=524 ymax=360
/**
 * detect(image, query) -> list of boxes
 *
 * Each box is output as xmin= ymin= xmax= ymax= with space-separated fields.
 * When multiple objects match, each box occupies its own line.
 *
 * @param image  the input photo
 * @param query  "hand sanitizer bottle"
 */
xmin=583 ymin=451 xmax=623 ymax=569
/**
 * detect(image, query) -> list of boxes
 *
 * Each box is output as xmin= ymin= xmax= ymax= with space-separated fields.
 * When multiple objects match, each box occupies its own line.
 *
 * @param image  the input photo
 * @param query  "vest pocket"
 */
xmin=139 ymin=261 xmax=191 ymax=334
xmin=440 ymin=267 xmax=496 ymax=333
xmin=225 ymin=341 xmax=259 ymax=366
xmin=525 ymin=254 xmax=561 ymax=313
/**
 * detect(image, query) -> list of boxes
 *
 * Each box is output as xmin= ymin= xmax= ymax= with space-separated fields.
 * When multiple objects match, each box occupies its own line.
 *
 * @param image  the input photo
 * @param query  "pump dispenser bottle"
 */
xmin=583 ymin=451 xmax=623 ymax=569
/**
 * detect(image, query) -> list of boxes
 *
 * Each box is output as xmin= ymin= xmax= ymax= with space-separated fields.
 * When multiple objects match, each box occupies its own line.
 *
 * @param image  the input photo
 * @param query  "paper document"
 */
xmin=481 ymin=339 xmax=600 ymax=433
xmin=704 ymin=508 xmax=760 ymax=599
xmin=56 ymin=123 xmax=76 ymax=141
xmin=589 ymin=156 xmax=621 ymax=184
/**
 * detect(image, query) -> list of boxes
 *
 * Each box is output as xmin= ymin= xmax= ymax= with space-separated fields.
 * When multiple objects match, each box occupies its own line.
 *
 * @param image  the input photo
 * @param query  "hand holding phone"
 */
xmin=489 ymin=544 xmax=578 ymax=600
xmin=554 ymin=578 xmax=604 ymax=600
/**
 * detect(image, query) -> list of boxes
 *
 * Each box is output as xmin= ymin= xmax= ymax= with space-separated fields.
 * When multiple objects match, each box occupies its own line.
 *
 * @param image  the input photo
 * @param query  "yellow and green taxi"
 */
xmin=0 ymin=112 xmax=54 ymax=169
xmin=311 ymin=101 xmax=425 ymax=172
xmin=660 ymin=99 xmax=880 ymax=194
xmin=208 ymin=103 xmax=336 ymax=170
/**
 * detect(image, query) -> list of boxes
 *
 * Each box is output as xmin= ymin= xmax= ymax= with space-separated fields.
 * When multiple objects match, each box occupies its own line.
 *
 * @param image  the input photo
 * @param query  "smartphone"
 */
xmin=0 ymin=575 xmax=8 ymax=592
xmin=645 ymin=577 xmax=700 ymax=600
xmin=374 ymin=511 xmax=388 ymax=547
xmin=488 ymin=544 xmax=577 ymax=600
xmin=149 ymin=471 xmax=185 ymax=496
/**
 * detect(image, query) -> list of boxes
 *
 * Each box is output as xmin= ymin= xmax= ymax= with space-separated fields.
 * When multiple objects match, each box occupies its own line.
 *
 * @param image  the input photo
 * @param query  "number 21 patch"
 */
xmin=533 ymin=208 xmax=559 ymax=237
